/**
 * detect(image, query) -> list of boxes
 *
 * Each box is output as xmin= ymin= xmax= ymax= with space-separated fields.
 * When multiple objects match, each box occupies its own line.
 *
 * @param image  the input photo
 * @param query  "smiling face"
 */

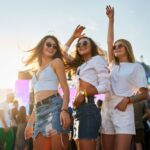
xmin=77 ymin=38 xmax=92 ymax=56
xmin=113 ymin=39 xmax=135 ymax=64
xmin=42 ymin=37 xmax=58 ymax=58
xmin=113 ymin=42 xmax=127 ymax=58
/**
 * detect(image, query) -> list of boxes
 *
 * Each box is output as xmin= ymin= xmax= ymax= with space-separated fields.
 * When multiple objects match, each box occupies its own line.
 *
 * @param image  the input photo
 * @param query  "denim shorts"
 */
xmin=73 ymin=97 xmax=101 ymax=140
xmin=33 ymin=95 xmax=69 ymax=138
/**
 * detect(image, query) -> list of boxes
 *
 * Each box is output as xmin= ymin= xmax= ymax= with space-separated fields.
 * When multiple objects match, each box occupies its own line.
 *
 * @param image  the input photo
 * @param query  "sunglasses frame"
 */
xmin=76 ymin=40 xmax=90 ymax=48
xmin=113 ymin=43 xmax=124 ymax=50
xmin=46 ymin=43 xmax=57 ymax=49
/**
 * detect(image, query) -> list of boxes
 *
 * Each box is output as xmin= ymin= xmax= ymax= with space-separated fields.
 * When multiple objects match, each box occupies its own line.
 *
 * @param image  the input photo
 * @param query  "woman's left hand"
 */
xmin=60 ymin=111 xmax=71 ymax=129
xmin=72 ymin=25 xmax=85 ymax=39
xmin=115 ymin=97 xmax=129 ymax=111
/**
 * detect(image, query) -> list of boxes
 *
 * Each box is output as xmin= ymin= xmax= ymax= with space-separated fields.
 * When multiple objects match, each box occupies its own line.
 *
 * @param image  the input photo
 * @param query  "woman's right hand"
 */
xmin=24 ymin=125 xmax=33 ymax=140
xmin=106 ymin=5 xmax=114 ymax=19
xmin=115 ymin=97 xmax=129 ymax=111
xmin=72 ymin=25 xmax=85 ymax=39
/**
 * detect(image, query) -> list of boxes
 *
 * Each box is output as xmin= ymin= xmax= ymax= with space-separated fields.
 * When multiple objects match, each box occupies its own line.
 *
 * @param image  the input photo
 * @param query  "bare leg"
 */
xmin=115 ymin=134 xmax=132 ymax=150
xmin=51 ymin=133 xmax=69 ymax=150
xmin=76 ymin=139 xmax=96 ymax=150
xmin=101 ymin=134 xmax=115 ymax=150
xmin=136 ymin=143 xmax=143 ymax=150
xmin=33 ymin=133 xmax=51 ymax=150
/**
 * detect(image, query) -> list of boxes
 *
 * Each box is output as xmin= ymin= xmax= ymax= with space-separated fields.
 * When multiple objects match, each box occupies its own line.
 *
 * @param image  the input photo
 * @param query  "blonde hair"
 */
xmin=114 ymin=39 xmax=135 ymax=64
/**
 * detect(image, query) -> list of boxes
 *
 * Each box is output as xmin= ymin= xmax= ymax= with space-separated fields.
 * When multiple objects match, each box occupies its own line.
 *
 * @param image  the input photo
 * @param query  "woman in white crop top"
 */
xmin=62 ymin=26 xmax=110 ymax=150
xmin=24 ymin=35 xmax=70 ymax=150
xmin=101 ymin=6 xmax=149 ymax=150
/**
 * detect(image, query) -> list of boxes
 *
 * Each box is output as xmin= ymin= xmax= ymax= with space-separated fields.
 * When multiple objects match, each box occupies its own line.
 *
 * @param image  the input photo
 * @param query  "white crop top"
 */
xmin=32 ymin=65 xmax=59 ymax=93
xmin=76 ymin=55 xmax=110 ymax=94
xmin=110 ymin=62 xmax=148 ymax=97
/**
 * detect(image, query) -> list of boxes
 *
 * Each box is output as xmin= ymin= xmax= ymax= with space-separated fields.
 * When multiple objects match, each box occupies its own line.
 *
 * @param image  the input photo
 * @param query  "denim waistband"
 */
xmin=36 ymin=93 xmax=60 ymax=108
xmin=83 ymin=96 xmax=95 ymax=103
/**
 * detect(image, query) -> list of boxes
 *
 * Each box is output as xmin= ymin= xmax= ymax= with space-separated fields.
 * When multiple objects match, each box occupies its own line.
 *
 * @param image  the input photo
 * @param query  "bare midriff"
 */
xmin=35 ymin=90 xmax=58 ymax=103
xmin=75 ymin=79 xmax=95 ymax=97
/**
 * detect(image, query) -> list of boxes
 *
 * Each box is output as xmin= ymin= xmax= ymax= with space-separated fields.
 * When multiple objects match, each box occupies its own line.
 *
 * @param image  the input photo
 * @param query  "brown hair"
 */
xmin=24 ymin=35 xmax=63 ymax=67
xmin=66 ymin=36 xmax=102 ymax=73
xmin=113 ymin=39 xmax=135 ymax=64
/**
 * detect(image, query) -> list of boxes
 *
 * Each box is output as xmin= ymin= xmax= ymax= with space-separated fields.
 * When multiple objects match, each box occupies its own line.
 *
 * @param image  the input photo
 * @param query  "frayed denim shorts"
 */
xmin=73 ymin=97 xmax=101 ymax=140
xmin=33 ymin=95 xmax=69 ymax=138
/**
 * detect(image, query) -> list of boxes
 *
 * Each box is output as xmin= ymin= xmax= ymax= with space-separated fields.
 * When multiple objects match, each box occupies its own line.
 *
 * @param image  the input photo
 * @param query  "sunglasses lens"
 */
xmin=53 ymin=45 xmax=57 ymax=49
xmin=46 ymin=43 xmax=57 ymax=49
xmin=113 ymin=44 xmax=123 ymax=50
xmin=46 ymin=43 xmax=51 ymax=47
xmin=113 ymin=46 xmax=116 ymax=50
xmin=118 ymin=44 xmax=123 ymax=49
xmin=77 ymin=40 xmax=89 ymax=48
xmin=83 ymin=41 xmax=88 ymax=46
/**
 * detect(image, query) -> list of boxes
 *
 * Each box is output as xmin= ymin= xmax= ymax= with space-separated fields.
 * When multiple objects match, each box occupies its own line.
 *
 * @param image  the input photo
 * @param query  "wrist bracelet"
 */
xmin=61 ymin=109 xmax=69 ymax=113
xmin=126 ymin=97 xmax=132 ymax=104
xmin=84 ymin=89 xmax=87 ymax=97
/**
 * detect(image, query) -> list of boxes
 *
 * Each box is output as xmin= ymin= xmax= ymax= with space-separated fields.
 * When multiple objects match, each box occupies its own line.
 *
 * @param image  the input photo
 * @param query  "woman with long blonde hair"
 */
xmin=101 ymin=6 xmax=149 ymax=150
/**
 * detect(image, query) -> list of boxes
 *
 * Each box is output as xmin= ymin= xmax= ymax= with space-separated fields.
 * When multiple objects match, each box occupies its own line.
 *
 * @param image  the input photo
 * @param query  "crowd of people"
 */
xmin=0 ymin=5 xmax=150 ymax=150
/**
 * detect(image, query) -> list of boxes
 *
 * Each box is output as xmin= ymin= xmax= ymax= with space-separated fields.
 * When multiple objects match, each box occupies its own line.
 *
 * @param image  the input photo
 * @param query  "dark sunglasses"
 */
xmin=46 ymin=43 xmax=57 ymax=49
xmin=76 ymin=40 xmax=89 ymax=48
xmin=113 ymin=43 xmax=124 ymax=50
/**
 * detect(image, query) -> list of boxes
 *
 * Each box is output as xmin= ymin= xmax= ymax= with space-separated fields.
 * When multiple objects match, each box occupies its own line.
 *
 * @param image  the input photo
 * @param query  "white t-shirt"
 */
xmin=110 ymin=62 xmax=148 ymax=97
xmin=76 ymin=55 xmax=110 ymax=94
xmin=0 ymin=101 xmax=11 ymax=128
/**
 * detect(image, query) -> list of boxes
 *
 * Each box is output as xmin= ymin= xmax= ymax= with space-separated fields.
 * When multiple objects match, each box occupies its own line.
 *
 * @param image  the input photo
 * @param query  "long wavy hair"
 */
xmin=66 ymin=36 xmax=102 ymax=73
xmin=113 ymin=39 xmax=135 ymax=64
xmin=24 ymin=35 xmax=63 ymax=67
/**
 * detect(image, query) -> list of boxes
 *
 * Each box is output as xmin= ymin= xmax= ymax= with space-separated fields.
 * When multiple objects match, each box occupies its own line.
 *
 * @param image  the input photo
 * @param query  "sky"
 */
xmin=0 ymin=0 xmax=150 ymax=89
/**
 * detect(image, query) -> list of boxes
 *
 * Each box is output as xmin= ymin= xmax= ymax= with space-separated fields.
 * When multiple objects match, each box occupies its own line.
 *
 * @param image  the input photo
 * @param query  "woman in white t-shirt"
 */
xmin=101 ymin=6 xmax=149 ymax=150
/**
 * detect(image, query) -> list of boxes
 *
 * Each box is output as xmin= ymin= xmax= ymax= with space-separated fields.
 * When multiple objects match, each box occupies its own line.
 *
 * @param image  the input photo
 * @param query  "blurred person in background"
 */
xmin=11 ymin=100 xmax=19 ymax=150
xmin=16 ymin=106 xmax=27 ymax=150
xmin=0 ymin=94 xmax=14 ymax=150
xmin=96 ymin=99 xmax=103 ymax=150
xmin=143 ymin=98 xmax=150 ymax=150
xmin=133 ymin=101 xmax=146 ymax=150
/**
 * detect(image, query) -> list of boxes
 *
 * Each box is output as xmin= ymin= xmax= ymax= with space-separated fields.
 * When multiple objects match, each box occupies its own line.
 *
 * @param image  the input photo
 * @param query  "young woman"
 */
xmin=62 ymin=26 xmax=110 ymax=150
xmin=101 ymin=6 xmax=149 ymax=150
xmin=24 ymin=35 xmax=71 ymax=150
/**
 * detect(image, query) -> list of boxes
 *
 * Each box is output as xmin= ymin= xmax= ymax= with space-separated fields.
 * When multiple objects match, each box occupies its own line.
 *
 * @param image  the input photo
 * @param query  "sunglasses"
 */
xmin=113 ymin=43 xmax=124 ymax=50
xmin=46 ymin=43 xmax=57 ymax=49
xmin=76 ymin=40 xmax=90 ymax=48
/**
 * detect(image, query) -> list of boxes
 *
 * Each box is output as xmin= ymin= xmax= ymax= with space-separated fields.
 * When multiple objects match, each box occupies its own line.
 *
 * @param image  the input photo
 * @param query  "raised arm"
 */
xmin=106 ymin=5 xmax=114 ymax=64
xmin=61 ymin=25 xmax=85 ymax=62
